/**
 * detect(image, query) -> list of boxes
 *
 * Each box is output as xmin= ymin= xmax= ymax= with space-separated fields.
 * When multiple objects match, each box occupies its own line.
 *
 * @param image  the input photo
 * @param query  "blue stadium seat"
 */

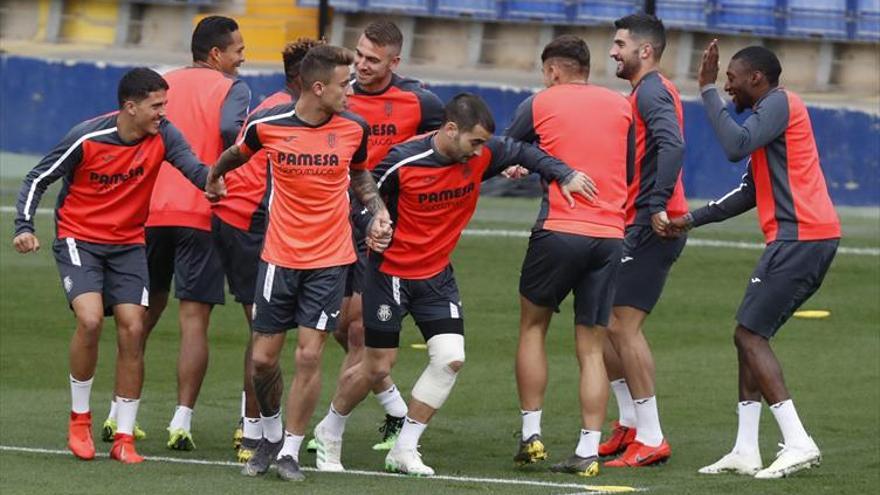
xmin=785 ymin=0 xmax=848 ymax=39
xmin=436 ymin=0 xmax=500 ymax=19
xmin=657 ymin=0 xmax=708 ymax=29
xmin=505 ymin=0 xmax=569 ymax=22
xmin=364 ymin=0 xmax=432 ymax=14
xmin=573 ymin=0 xmax=640 ymax=24
xmin=296 ymin=0 xmax=360 ymax=9
xmin=855 ymin=0 xmax=880 ymax=41
xmin=713 ymin=0 xmax=779 ymax=35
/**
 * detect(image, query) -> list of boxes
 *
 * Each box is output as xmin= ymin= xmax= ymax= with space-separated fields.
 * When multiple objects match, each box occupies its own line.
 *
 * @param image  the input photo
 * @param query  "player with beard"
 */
xmin=597 ymin=14 xmax=688 ymax=468
xmin=311 ymin=93 xmax=596 ymax=476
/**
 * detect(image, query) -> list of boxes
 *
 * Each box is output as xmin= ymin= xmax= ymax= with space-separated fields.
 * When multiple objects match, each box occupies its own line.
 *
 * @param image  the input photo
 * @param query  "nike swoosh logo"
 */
xmin=635 ymin=453 xmax=656 ymax=464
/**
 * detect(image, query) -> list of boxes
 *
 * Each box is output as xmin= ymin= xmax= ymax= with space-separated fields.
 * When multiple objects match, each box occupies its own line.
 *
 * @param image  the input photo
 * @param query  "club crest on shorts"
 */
xmin=63 ymin=276 xmax=73 ymax=293
xmin=377 ymin=304 xmax=392 ymax=322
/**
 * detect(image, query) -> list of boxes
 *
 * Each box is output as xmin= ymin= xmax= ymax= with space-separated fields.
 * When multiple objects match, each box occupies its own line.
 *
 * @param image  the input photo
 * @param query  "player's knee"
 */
xmin=251 ymin=351 xmax=278 ymax=374
xmin=295 ymin=345 xmax=322 ymax=372
xmin=411 ymin=333 xmax=465 ymax=409
xmin=76 ymin=313 xmax=104 ymax=338
xmin=365 ymin=360 xmax=392 ymax=384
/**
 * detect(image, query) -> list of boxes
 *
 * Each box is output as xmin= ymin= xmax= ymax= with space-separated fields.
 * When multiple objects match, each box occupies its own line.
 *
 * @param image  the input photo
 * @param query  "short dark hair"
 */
xmin=117 ymin=67 xmax=168 ymax=107
xmin=282 ymin=37 xmax=325 ymax=84
xmin=541 ymin=35 xmax=590 ymax=74
xmin=363 ymin=20 xmax=403 ymax=52
xmin=732 ymin=46 xmax=782 ymax=86
xmin=191 ymin=16 xmax=239 ymax=62
xmin=299 ymin=45 xmax=355 ymax=87
xmin=443 ymin=93 xmax=495 ymax=134
xmin=614 ymin=13 xmax=666 ymax=60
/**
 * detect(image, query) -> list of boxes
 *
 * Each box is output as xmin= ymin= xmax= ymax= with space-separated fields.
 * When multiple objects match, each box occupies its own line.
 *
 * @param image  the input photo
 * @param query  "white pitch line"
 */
xmin=0 ymin=445 xmax=640 ymax=493
xmin=461 ymin=228 xmax=880 ymax=256
xmin=2 ymin=207 xmax=876 ymax=256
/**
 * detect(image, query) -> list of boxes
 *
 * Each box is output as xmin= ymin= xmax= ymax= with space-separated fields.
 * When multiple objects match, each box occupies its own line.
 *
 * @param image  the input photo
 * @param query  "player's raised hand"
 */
xmin=560 ymin=171 xmax=598 ymax=207
xmin=651 ymin=211 xmax=671 ymax=237
xmin=204 ymin=169 xmax=227 ymax=202
xmin=501 ymin=165 xmax=529 ymax=180
xmin=698 ymin=39 xmax=720 ymax=88
xmin=13 ymin=232 xmax=40 ymax=253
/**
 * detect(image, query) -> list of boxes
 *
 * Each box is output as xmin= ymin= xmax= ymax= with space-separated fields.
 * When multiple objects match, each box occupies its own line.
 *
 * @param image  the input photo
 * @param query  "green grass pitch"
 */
xmin=0 ymin=153 xmax=878 ymax=494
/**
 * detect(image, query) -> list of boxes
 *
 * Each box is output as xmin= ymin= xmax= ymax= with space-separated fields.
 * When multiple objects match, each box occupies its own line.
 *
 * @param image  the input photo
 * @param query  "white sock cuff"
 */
xmin=329 ymin=403 xmax=351 ymax=419
xmin=69 ymin=375 xmax=94 ymax=385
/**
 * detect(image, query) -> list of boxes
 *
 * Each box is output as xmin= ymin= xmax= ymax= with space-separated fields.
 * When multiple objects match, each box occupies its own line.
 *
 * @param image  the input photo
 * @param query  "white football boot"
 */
xmin=313 ymin=424 xmax=345 ymax=472
xmin=385 ymin=446 xmax=435 ymax=476
xmin=754 ymin=440 xmax=821 ymax=479
xmin=698 ymin=450 xmax=763 ymax=475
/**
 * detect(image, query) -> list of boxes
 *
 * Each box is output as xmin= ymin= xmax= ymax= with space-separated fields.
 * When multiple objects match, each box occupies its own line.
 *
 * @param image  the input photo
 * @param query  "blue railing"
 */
xmin=296 ymin=0 xmax=880 ymax=41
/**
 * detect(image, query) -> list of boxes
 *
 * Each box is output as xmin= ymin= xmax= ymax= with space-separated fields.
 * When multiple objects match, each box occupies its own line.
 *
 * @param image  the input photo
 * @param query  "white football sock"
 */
xmin=261 ymin=411 xmax=283 ymax=443
xmin=169 ymin=405 xmax=193 ymax=432
xmin=318 ymin=403 xmax=350 ymax=440
xmin=277 ymin=430 xmax=305 ymax=461
xmin=520 ymin=409 xmax=542 ymax=440
xmin=634 ymin=396 xmax=664 ymax=447
xmin=770 ymin=399 xmax=813 ymax=449
xmin=374 ymin=384 xmax=408 ymax=418
xmin=115 ymin=396 xmax=140 ymax=436
xmin=575 ymin=429 xmax=601 ymax=458
xmin=394 ymin=416 xmax=427 ymax=451
xmin=610 ymin=379 xmax=636 ymax=428
xmin=243 ymin=417 xmax=262 ymax=441
xmin=69 ymin=375 xmax=93 ymax=414
xmin=732 ymin=400 xmax=761 ymax=454
xmin=107 ymin=399 xmax=118 ymax=422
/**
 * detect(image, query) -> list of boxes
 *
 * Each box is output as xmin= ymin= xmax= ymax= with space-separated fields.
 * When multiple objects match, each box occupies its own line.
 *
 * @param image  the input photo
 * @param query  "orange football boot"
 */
xmin=110 ymin=433 xmax=145 ymax=464
xmin=598 ymin=421 xmax=636 ymax=457
xmin=604 ymin=439 xmax=671 ymax=467
xmin=68 ymin=411 xmax=96 ymax=460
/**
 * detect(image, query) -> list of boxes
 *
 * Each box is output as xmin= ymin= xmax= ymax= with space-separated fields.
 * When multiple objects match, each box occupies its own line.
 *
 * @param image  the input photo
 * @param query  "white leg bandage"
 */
xmin=411 ymin=333 xmax=465 ymax=410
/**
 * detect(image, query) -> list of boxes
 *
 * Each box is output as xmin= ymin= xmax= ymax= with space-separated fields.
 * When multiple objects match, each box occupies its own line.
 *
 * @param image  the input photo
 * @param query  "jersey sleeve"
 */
xmin=415 ymin=87 xmax=445 ymax=133
xmin=483 ymin=136 xmax=573 ymax=184
xmin=351 ymin=119 xmax=369 ymax=170
xmin=690 ymin=165 xmax=757 ymax=227
xmin=503 ymin=95 xmax=538 ymax=144
xmin=159 ymin=121 xmax=209 ymax=190
xmin=220 ymin=80 xmax=252 ymax=149
xmin=638 ymin=82 xmax=685 ymax=214
xmin=238 ymin=117 xmax=264 ymax=155
xmin=14 ymin=124 xmax=86 ymax=236
xmin=701 ymin=86 xmax=789 ymax=162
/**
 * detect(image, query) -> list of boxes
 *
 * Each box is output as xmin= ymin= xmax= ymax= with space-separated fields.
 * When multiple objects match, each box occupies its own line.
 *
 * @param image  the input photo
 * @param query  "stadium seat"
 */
xmin=506 ymin=0 xmax=570 ymax=22
xmin=436 ymin=0 xmax=500 ymax=19
xmin=657 ymin=0 xmax=709 ymax=29
xmin=855 ymin=0 xmax=880 ymax=41
xmin=785 ymin=0 xmax=848 ymax=40
xmin=365 ymin=0 xmax=432 ymax=15
xmin=296 ymin=0 xmax=362 ymax=10
xmin=573 ymin=0 xmax=640 ymax=24
xmin=713 ymin=0 xmax=780 ymax=35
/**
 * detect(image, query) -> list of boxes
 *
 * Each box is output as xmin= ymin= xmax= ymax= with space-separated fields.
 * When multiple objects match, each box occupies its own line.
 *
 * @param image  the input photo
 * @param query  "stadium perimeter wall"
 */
xmin=1 ymin=54 xmax=877 ymax=206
